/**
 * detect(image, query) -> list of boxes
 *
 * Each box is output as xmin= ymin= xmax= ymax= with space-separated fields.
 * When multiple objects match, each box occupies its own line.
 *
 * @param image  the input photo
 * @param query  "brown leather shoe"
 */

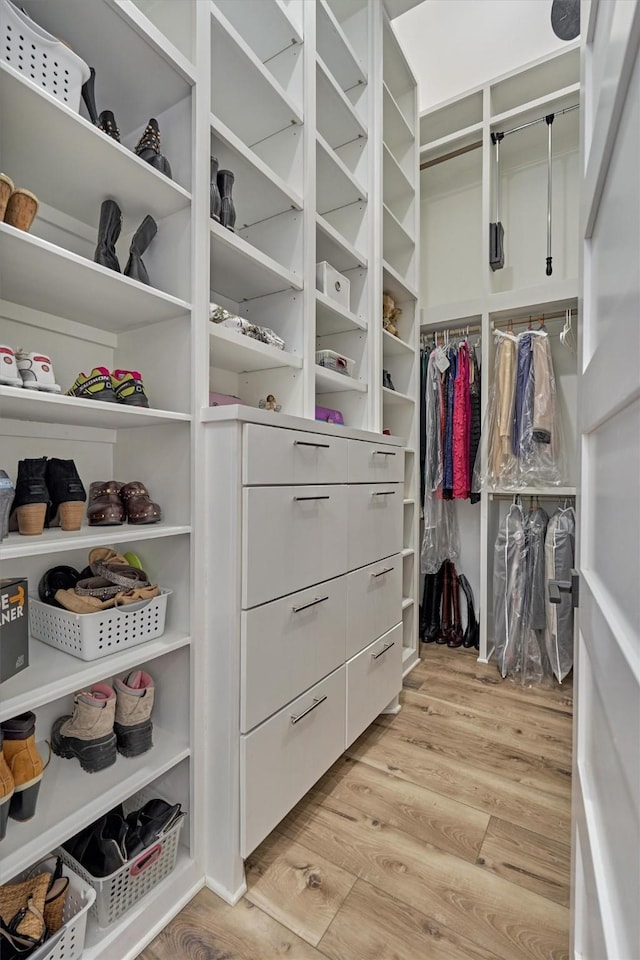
xmin=87 ymin=481 xmax=124 ymax=526
xmin=119 ymin=482 xmax=162 ymax=524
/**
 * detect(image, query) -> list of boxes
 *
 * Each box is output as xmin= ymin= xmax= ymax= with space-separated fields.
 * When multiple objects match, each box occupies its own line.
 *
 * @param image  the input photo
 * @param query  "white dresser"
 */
xmin=202 ymin=409 xmax=404 ymax=899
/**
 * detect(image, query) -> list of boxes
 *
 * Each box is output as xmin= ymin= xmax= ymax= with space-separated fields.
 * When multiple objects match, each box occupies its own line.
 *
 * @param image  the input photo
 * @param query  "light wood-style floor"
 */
xmin=139 ymin=647 xmax=573 ymax=960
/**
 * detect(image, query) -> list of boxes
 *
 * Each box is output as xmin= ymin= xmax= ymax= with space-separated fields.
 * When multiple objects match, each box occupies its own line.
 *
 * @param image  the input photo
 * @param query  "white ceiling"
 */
xmin=383 ymin=0 xmax=426 ymax=20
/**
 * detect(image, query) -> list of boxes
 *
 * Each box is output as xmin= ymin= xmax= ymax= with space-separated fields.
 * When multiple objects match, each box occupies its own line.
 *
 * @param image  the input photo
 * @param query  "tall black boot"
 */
xmin=81 ymin=67 xmax=99 ymax=125
xmin=425 ymin=562 xmax=444 ymax=643
xmin=447 ymin=563 xmax=464 ymax=648
xmin=419 ymin=573 xmax=434 ymax=642
xmin=124 ymin=215 xmax=157 ymax=285
xmin=459 ymin=574 xmax=480 ymax=649
xmin=135 ymin=119 xmax=172 ymax=179
xmin=94 ymin=199 xmax=122 ymax=272
xmin=218 ymin=169 xmax=236 ymax=231
xmin=9 ymin=457 xmax=49 ymax=535
xmin=210 ymin=156 xmax=222 ymax=222
xmin=437 ymin=562 xmax=451 ymax=644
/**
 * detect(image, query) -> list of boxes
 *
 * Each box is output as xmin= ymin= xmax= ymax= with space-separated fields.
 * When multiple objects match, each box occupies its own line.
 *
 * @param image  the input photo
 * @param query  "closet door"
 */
xmin=575 ymin=3 xmax=640 ymax=958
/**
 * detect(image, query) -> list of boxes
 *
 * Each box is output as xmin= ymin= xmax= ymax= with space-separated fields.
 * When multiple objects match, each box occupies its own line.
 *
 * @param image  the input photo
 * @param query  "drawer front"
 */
xmin=243 ymin=485 xmax=348 ymax=608
xmin=348 ymin=440 xmax=403 ymax=483
xmin=346 ymin=556 xmax=402 ymax=660
xmin=241 ymin=666 xmax=346 ymax=856
xmin=347 ymin=483 xmax=403 ymax=571
xmin=346 ymin=623 xmax=402 ymax=747
xmin=241 ymin=576 xmax=347 ymax=733
xmin=243 ymin=424 xmax=348 ymax=485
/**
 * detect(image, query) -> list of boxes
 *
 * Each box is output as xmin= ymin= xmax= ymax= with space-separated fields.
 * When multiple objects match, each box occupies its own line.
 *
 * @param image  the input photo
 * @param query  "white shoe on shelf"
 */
xmin=15 ymin=348 xmax=62 ymax=393
xmin=0 ymin=345 xmax=23 ymax=387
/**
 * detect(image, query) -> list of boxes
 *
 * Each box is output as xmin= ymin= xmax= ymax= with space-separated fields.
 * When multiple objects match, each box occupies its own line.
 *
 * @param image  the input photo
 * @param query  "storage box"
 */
xmin=315 ymin=405 xmax=344 ymax=425
xmin=316 ymin=261 xmax=350 ymax=309
xmin=316 ymin=349 xmax=355 ymax=377
xmin=0 ymin=577 xmax=28 ymax=681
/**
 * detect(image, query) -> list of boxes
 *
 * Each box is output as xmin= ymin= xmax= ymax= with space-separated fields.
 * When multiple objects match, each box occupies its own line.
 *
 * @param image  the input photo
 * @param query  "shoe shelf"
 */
xmin=316 ymin=0 xmax=366 ymax=93
xmin=0 ymin=226 xmax=191 ymax=333
xmin=209 ymin=219 xmax=303 ymax=303
xmin=382 ymin=259 xmax=419 ymax=303
xmin=316 ymin=213 xmax=368 ymax=273
xmin=316 ymin=133 xmax=368 ymax=214
xmin=382 ymin=329 xmax=415 ymax=357
xmin=0 ymin=523 xmax=191 ymax=560
xmin=209 ymin=321 xmax=302 ymax=374
xmin=316 ymin=55 xmax=367 ymax=150
xmin=383 ymin=142 xmax=414 ymax=207
xmin=383 ymin=83 xmax=414 ymax=155
xmin=383 ymin=202 xmax=415 ymax=252
xmin=382 ymin=385 xmax=414 ymax=405
xmin=315 ymin=365 xmax=367 ymax=394
xmin=0 ymin=727 xmax=190 ymax=884
xmin=0 ymin=631 xmax=191 ymax=725
xmin=213 ymin=0 xmax=303 ymax=63
xmin=0 ymin=386 xmax=191 ymax=430
xmin=316 ymin=291 xmax=366 ymax=336
xmin=114 ymin=0 xmax=197 ymax=75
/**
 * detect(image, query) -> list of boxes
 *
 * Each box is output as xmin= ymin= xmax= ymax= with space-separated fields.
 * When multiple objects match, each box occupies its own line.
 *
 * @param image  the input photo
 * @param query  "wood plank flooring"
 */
xmin=138 ymin=647 xmax=573 ymax=960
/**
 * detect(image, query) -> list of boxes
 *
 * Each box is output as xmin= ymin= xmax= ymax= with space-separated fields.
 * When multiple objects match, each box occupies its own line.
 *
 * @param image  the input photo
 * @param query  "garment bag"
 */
xmin=544 ymin=506 xmax=575 ymax=681
xmin=489 ymin=132 xmax=504 ymax=271
xmin=493 ymin=502 xmax=528 ymax=678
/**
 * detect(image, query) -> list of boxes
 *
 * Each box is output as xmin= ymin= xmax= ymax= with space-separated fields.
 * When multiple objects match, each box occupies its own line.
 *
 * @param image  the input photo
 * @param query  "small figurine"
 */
xmin=383 ymin=292 xmax=402 ymax=337
xmin=259 ymin=393 xmax=281 ymax=413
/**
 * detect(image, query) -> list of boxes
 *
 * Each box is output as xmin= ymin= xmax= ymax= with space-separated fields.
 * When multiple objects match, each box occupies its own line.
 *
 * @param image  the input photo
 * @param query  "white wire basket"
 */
xmin=0 ymin=0 xmax=90 ymax=111
xmin=316 ymin=349 xmax=355 ymax=377
xmin=30 ymin=590 xmax=172 ymax=661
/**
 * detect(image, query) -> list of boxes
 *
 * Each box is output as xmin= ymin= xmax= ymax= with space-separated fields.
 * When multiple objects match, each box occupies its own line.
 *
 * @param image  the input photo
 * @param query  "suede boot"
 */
xmin=1 ymin=712 xmax=43 ymax=822
xmin=0 ymin=728 xmax=15 ymax=839
xmin=9 ymin=457 xmax=49 ymax=536
xmin=94 ymin=199 xmax=122 ymax=273
xmin=45 ymin=458 xmax=86 ymax=531
xmin=124 ymin=215 xmax=157 ymax=285
xmin=51 ymin=683 xmax=117 ymax=773
xmin=114 ymin=671 xmax=154 ymax=757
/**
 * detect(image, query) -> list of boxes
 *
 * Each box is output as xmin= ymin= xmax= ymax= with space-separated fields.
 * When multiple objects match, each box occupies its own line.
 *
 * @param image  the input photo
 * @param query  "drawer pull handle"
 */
xmin=372 ymin=567 xmax=394 ymax=578
xmin=293 ymin=595 xmax=329 ymax=613
xmin=373 ymin=450 xmax=397 ymax=456
xmin=294 ymin=495 xmax=331 ymax=501
xmin=372 ymin=490 xmax=396 ymax=497
xmin=291 ymin=695 xmax=327 ymax=724
xmin=372 ymin=641 xmax=395 ymax=660
xmin=294 ymin=440 xmax=331 ymax=449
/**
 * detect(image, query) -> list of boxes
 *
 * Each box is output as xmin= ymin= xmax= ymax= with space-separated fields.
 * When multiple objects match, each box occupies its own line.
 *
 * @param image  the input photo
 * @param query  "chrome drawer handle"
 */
xmin=372 ymin=490 xmax=396 ymax=496
xmin=293 ymin=595 xmax=329 ymax=613
xmin=294 ymin=440 xmax=331 ymax=448
xmin=373 ymin=450 xmax=396 ymax=456
xmin=372 ymin=641 xmax=395 ymax=660
xmin=294 ymin=495 xmax=330 ymax=501
xmin=372 ymin=567 xmax=394 ymax=578
xmin=291 ymin=695 xmax=327 ymax=724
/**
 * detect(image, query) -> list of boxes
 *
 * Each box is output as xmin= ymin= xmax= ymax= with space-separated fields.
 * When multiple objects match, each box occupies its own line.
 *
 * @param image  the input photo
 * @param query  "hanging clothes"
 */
xmin=469 ymin=346 xmax=482 ymax=503
xmin=544 ymin=506 xmax=575 ymax=682
xmin=453 ymin=342 xmax=470 ymax=499
xmin=527 ymin=505 xmax=549 ymax=630
xmin=512 ymin=332 xmax=534 ymax=463
xmin=493 ymin=501 xmax=528 ymax=679
xmin=442 ymin=348 xmax=456 ymax=499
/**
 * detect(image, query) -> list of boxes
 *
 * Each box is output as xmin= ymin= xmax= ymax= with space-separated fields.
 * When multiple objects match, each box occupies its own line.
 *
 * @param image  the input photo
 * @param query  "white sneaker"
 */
xmin=15 ymin=349 xmax=62 ymax=393
xmin=0 ymin=345 xmax=23 ymax=387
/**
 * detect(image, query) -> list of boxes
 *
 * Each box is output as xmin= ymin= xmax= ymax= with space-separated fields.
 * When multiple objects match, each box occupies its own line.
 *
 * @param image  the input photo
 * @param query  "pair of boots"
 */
xmin=0 ymin=712 xmax=44 ymax=841
xmin=420 ymin=561 xmax=479 ymax=648
xmin=94 ymin=200 xmax=157 ymax=286
xmin=210 ymin=157 xmax=236 ymax=231
xmin=0 ymin=173 xmax=38 ymax=232
xmin=2 ymin=458 xmax=86 ymax=539
xmin=51 ymin=671 xmax=154 ymax=774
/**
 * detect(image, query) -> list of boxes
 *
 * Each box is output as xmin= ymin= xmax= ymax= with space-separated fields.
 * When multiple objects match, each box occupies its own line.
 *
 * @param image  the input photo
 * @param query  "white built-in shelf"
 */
xmin=316 ymin=55 xmax=367 ymax=149
xmin=316 ymin=214 xmax=368 ymax=272
xmin=402 ymin=597 xmax=414 ymax=610
xmin=383 ymin=259 xmax=419 ymax=302
xmin=382 ymin=15 xmax=414 ymax=106
xmin=383 ymin=386 xmax=414 ymax=405
xmin=403 ymin=499 xmax=415 ymax=506
xmin=0 ymin=632 xmax=191 ymax=724
xmin=0 ymin=523 xmax=191 ymax=560
xmin=419 ymin=122 xmax=484 ymax=163
xmin=211 ymin=4 xmax=302 ymax=147
xmin=209 ymin=219 xmax=302 ymax=302
xmin=383 ymin=203 xmax=415 ymax=251
xmin=488 ymin=486 xmax=577 ymax=499
xmin=404 ymin=447 xmax=416 ymax=456
xmin=315 ymin=366 xmax=367 ymax=394
xmin=315 ymin=291 xmax=367 ymax=335
xmin=211 ymin=113 xmax=303 ymax=226
xmin=0 ymin=66 xmax=192 ymax=225
xmin=383 ymin=329 xmax=414 ymax=357
xmin=490 ymin=82 xmax=580 ymax=127
xmin=316 ymin=0 xmax=366 ymax=92
xmin=316 ymin=133 xmax=368 ymax=214
xmin=0 ymin=225 xmax=191 ymax=333
xmin=422 ymin=298 xmax=484 ymax=329
xmin=212 ymin=0 xmax=302 ymax=63
xmin=489 ymin=279 xmax=579 ymax=316
xmin=383 ymin=83 xmax=414 ymax=152
xmin=383 ymin=142 xmax=414 ymax=204
xmin=0 ymin=728 xmax=190 ymax=884
xmin=209 ymin=322 xmax=302 ymax=374
xmin=0 ymin=386 xmax=191 ymax=431
xmin=401 ymin=547 xmax=415 ymax=558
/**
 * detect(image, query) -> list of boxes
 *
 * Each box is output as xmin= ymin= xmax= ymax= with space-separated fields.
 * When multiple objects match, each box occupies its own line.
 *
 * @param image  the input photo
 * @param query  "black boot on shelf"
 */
xmin=124 ymin=215 xmax=157 ymax=286
xmin=217 ymin=169 xmax=236 ymax=231
xmin=135 ymin=119 xmax=172 ymax=179
xmin=94 ymin=199 xmax=122 ymax=273
xmin=81 ymin=66 xmax=99 ymax=125
xmin=459 ymin=574 xmax=480 ymax=649
xmin=9 ymin=457 xmax=49 ymax=536
xmin=210 ymin=156 xmax=222 ymax=223
xmin=98 ymin=110 xmax=120 ymax=142
xmin=45 ymin=458 xmax=86 ymax=532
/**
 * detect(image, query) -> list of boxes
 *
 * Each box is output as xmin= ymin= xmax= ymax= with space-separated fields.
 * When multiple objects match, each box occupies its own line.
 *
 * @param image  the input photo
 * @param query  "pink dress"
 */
xmin=453 ymin=342 xmax=470 ymax=499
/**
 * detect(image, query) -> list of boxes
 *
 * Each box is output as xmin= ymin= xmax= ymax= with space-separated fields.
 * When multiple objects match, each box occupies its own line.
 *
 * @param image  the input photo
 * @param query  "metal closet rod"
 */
xmin=492 ymin=103 xmax=580 ymax=141
xmin=491 ymin=310 xmax=572 ymax=330
xmin=420 ymin=323 xmax=482 ymax=340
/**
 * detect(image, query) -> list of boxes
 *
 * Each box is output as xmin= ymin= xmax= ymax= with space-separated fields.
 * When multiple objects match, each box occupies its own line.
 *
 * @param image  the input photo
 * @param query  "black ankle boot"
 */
xmin=124 ymin=215 xmax=157 ymax=285
xmin=81 ymin=66 xmax=99 ymax=125
xmin=135 ymin=119 xmax=172 ymax=179
xmin=98 ymin=110 xmax=120 ymax=142
xmin=45 ymin=459 xmax=86 ymax=531
xmin=94 ymin=199 xmax=122 ymax=272
xmin=210 ymin=156 xmax=222 ymax=222
xmin=9 ymin=457 xmax=49 ymax=536
xmin=217 ymin=169 xmax=236 ymax=231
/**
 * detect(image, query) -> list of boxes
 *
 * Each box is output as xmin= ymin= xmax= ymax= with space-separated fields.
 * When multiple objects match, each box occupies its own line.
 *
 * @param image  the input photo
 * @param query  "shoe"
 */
xmin=87 ymin=481 xmax=124 ymax=526
xmin=119 ymin=481 xmax=162 ymax=524
xmin=114 ymin=671 xmax=154 ymax=757
xmin=124 ymin=215 xmax=157 ymax=285
xmin=0 ymin=713 xmax=44 ymax=821
xmin=382 ymin=369 xmax=396 ymax=391
xmin=0 ymin=345 xmax=23 ymax=387
xmin=94 ymin=199 xmax=122 ymax=273
xmin=9 ymin=457 xmax=48 ymax=536
xmin=447 ymin=563 xmax=464 ymax=648
xmin=437 ymin=561 xmax=452 ymax=644
xmin=65 ymin=812 xmax=127 ymax=877
xmin=0 ymin=173 xmax=14 ymax=220
xmin=210 ymin=156 xmax=221 ymax=222
xmin=45 ymin=459 xmax=86 ymax=531
xmin=0 ymin=728 xmax=15 ymax=840
xmin=66 ymin=367 xmax=118 ymax=403
xmin=51 ymin=683 xmax=117 ymax=774
xmin=81 ymin=66 xmax=100 ymax=125
xmin=111 ymin=369 xmax=149 ymax=407
xmin=0 ymin=470 xmax=15 ymax=541
xmin=459 ymin=574 xmax=480 ymax=649
xmin=0 ymin=874 xmax=48 ymax=953
xmin=124 ymin=798 xmax=182 ymax=856
xmin=98 ymin=110 xmax=120 ymax=142
xmin=135 ymin=118 xmax=172 ymax=179
xmin=217 ymin=169 xmax=236 ymax=231
xmin=15 ymin=349 xmax=61 ymax=393
xmin=42 ymin=858 xmax=70 ymax=934
xmin=4 ymin=188 xmax=38 ymax=232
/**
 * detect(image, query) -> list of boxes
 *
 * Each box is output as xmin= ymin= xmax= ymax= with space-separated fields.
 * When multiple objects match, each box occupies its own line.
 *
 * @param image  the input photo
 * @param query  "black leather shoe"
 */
xmin=124 ymin=215 xmax=157 ymax=285
xmin=98 ymin=110 xmax=120 ymax=142
xmin=94 ymin=199 xmax=122 ymax=272
xmin=135 ymin=119 xmax=172 ymax=179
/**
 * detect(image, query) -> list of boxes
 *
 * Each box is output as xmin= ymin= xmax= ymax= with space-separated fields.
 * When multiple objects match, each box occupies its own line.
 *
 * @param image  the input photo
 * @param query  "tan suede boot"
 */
xmin=0 ymin=712 xmax=43 ymax=822
xmin=51 ymin=684 xmax=116 ymax=773
xmin=114 ymin=671 xmax=154 ymax=757
xmin=0 ymin=728 xmax=15 ymax=839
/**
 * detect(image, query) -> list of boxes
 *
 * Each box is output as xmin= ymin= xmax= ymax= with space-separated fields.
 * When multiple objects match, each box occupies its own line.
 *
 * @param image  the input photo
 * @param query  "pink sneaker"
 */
xmin=0 ymin=345 xmax=22 ymax=388
xmin=15 ymin=349 xmax=61 ymax=393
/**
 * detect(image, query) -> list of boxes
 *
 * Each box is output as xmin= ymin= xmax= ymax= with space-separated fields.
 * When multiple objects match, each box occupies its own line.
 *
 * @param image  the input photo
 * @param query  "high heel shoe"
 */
xmin=135 ymin=119 xmax=172 ymax=179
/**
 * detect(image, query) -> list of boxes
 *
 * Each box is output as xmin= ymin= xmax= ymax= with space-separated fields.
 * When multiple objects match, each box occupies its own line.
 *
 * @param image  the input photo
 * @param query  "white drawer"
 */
xmin=346 ymin=556 xmax=402 ymax=659
xmin=242 ymin=485 xmax=348 ymax=608
xmin=241 ymin=666 xmax=346 ymax=856
xmin=243 ymin=424 xmax=348 ymax=485
xmin=346 ymin=623 xmax=402 ymax=747
xmin=347 ymin=483 xmax=403 ymax=571
xmin=241 ymin=576 xmax=347 ymax=733
xmin=348 ymin=439 xmax=403 ymax=483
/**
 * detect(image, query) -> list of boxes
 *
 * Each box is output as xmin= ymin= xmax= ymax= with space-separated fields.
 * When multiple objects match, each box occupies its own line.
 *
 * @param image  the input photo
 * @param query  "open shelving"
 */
xmin=316 ymin=0 xmax=366 ymax=92
xmin=209 ymin=322 xmax=302 ymax=374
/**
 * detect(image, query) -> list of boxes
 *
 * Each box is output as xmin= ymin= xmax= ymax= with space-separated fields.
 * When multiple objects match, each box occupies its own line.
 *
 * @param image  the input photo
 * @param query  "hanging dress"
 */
xmin=453 ymin=341 xmax=470 ymax=499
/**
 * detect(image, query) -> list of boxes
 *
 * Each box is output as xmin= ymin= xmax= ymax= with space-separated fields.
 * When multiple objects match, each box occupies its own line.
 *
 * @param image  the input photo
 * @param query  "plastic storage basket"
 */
xmin=316 ymin=349 xmax=355 ymax=377
xmin=0 ymin=0 xmax=90 ymax=111
xmin=57 ymin=792 xmax=186 ymax=929
xmin=8 ymin=857 xmax=96 ymax=960
xmin=30 ymin=589 xmax=172 ymax=662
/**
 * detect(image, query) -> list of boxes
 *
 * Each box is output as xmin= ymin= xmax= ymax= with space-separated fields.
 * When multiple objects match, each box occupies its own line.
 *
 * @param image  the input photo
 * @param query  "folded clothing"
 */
xmin=210 ymin=301 xmax=285 ymax=350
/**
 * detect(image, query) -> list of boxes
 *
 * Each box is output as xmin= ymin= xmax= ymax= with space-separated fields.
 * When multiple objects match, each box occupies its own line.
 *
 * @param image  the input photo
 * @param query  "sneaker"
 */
xmin=111 ymin=370 xmax=149 ymax=407
xmin=66 ymin=367 xmax=118 ymax=402
xmin=15 ymin=349 xmax=62 ymax=393
xmin=0 ymin=345 xmax=22 ymax=387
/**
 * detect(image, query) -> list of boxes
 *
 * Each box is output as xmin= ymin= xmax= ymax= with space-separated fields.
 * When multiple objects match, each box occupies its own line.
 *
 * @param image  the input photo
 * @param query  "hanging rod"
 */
xmin=491 ymin=310 xmax=573 ymax=330
xmin=488 ymin=490 xmax=576 ymax=501
xmin=492 ymin=103 xmax=579 ymax=142
xmin=420 ymin=322 xmax=482 ymax=338
xmin=420 ymin=139 xmax=482 ymax=171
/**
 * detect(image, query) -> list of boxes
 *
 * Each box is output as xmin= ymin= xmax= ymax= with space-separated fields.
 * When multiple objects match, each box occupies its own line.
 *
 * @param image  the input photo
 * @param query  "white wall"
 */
xmin=393 ymin=0 xmax=567 ymax=112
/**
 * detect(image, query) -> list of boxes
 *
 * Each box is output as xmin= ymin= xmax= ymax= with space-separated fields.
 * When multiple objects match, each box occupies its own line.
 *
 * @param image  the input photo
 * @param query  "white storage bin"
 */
xmin=316 ymin=349 xmax=355 ymax=377
xmin=316 ymin=261 xmax=350 ymax=309
xmin=0 ymin=0 xmax=90 ymax=111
